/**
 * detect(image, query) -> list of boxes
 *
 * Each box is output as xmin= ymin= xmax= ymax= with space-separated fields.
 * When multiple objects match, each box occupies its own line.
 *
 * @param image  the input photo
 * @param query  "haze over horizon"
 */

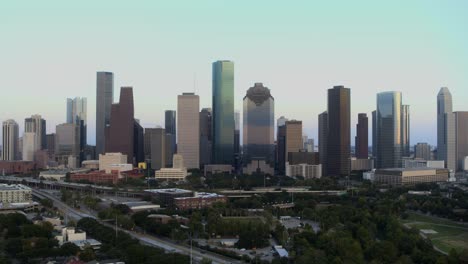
xmin=1 ymin=1 xmax=467 ymax=146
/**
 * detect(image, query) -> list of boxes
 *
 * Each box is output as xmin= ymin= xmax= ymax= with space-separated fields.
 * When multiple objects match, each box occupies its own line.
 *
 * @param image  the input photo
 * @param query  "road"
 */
xmin=33 ymin=189 xmax=240 ymax=264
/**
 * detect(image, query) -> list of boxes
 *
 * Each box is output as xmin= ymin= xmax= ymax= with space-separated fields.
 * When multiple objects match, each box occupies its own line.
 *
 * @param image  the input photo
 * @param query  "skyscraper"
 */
xmin=212 ymin=60 xmax=235 ymax=165
xmin=285 ymin=120 xmax=303 ymax=163
xmin=105 ymin=87 xmax=134 ymax=164
xmin=415 ymin=143 xmax=431 ymax=160
xmin=234 ymin=110 xmax=241 ymax=170
xmin=401 ymin=105 xmax=410 ymax=157
xmin=55 ymin=123 xmax=80 ymax=166
xmin=372 ymin=110 xmax=377 ymax=157
xmin=96 ymin=72 xmax=114 ymax=155
xmin=327 ymin=86 xmax=351 ymax=176
xmin=437 ymin=87 xmax=456 ymax=171
xmin=165 ymin=110 xmax=177 ymax=160
xmin=24 ymin=115 xmax=46 ymax=150
xmin=177 ymin=93 xmax=200 ymax=169
xmin=66 ymin=97 xmax=87 ymax=161
xmin=242 ymin=83 xmax=275 ymax=170
xmin=376 ymin=91 xmax=402 ymax=168
xmin=454 ymin=111 xmax=468 ymax=171
xmin=318 ymin=112 xmax=328 ymax=175
xmin=355 ymin=113 xmax=368 ymax=159
xmin=134 ymin=120 xmax=144 ymax=164
xmin=276 ymin=116 xmax=288 ymax=175
xmin=148 ymin=128 xmax=166 ymax=170
xmin=199 ymin=108 xmax=212 ymax=167
xmin=22 ymin=132 xmax=37 ymax=161
xmin=2 ymin=119 xmax=19 ymax=161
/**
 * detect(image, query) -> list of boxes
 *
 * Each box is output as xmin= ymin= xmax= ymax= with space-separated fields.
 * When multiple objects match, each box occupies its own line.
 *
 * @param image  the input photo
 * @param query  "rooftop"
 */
xmin=144 ymin=188 xmax=193 ymax=194
xmin=0 ymin=184 xmax=31 ymax=191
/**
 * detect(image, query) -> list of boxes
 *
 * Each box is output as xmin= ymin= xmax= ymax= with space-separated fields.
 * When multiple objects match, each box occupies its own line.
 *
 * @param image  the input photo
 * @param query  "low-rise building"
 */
xmin=374 ymin=168 xmax=449 ymax=186
xmin=99 ymin=153 xmax=127 ymax=171
xmin=144 ymin=188 xmax=193 ymax=207
xmin=39 ymin=170 xmax=67 ymax=181
xmin=0 ymin=184 xmax=32 ymax=203
xmin=204 ymin=164 xmax=233 ymax=176
xmin=155 ymin=168 xmax=188 ymax=181
xmin=0 ymin=161 xmax=36 ymax=174
xmin=82 ymin=160 xmax=99 ymax=170
xmin=55 ymin=227 xmax=102 ymax=250
xmin=403 ymin=159 xmax=445 ymax=169
xmin=147 ymin=214 xmax=189 ymax=225
xmin=243 ymin=159 xmax=274 ymax=175
xmin=285 ymin=163 xmax=322 ymax=179
xmin=174 ymin=192 xmax=227 ymax=210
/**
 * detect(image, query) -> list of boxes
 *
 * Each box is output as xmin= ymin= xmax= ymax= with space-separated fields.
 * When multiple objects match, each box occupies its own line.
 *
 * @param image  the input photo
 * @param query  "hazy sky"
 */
xmin=1 ymin=1 xmax=467 ymax=146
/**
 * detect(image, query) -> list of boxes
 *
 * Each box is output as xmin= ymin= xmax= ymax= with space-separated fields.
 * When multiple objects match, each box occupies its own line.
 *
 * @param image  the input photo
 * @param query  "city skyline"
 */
xmin=1 ymin=1 xmax=468 ymax=146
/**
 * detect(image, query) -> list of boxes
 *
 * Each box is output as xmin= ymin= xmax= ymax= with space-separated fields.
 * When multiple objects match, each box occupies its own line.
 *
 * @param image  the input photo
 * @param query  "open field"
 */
xmin=402 ymin=212 xmax=468 ymax=254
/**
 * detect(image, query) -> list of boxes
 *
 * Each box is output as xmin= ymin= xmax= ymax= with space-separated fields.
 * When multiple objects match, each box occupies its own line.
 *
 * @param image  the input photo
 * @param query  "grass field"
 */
xmin=401 ymin=212 xmax=468 ymax=254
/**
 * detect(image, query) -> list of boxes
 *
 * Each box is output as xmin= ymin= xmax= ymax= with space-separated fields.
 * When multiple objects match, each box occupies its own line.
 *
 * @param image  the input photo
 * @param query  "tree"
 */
xmin=79 ymin=246 xmax=96 ymax=262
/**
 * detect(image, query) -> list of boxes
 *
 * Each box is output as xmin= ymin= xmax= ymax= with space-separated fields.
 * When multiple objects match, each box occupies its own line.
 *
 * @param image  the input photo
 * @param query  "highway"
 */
xmin=32 ymin=189 xmax=240 ymax=264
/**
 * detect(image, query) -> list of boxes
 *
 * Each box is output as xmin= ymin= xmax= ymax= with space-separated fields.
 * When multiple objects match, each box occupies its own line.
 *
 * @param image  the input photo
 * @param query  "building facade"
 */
xmin=401 ymin=105 xmax=410 ymax=157
xmin=55 ymin=123 xmax=80 ymax=167
xmin=285 ymin=120 xmax=303 ymax=169
xmin=22 ymin=132 xmax=37 ymax=161
xmin=66 ymin=97 xmax=87 ymax=162
xmin=24 ymin=115 xmax=46 ymax=150
xmin=105 ymin=87 xmax=135 ymax=164
xmin=318 ymin=111 xmax=328 ymax=175
xmin=376 ymin=91 xmax=403 ymax=169
xmin=96 ymin=72 xmax=114 ymax=155
xmin=2 ymin=120 xmax=19 ymax=161
xmin=455 ymin=111 xmax=468 ymax=171
xmin=415 ymin=143 xmax=431 ymax=160
xmin=177 ymin=93 xmax=200 ymax=169
xmin=355 ymin=113 xmax=368 ymax=159
xmin=437 ymin=87 xmax=456 ymax=171
xmin=199 ymin=108 xmax=212 ymax=167
xmin=374 ymin=168 xmax=449 ymax=186
xmin=242 ymin=83 xmax=275 ymax=172
xmin=327 ymin=86 xmax=351 ymax=176
xmin=212 ymin=60 xmax=235 ymax=165
xmin=0 ymin=184 xmax=32 ymax=203
xmin=165 ymin=110 xmax=176 ymax=165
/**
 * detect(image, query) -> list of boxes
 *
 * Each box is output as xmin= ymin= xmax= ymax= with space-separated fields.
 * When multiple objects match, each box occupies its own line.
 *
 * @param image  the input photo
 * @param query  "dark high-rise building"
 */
xmin=66 ymin=97 xmax=87 ymax=162
xmin=46 ymin=133 xmax=56 ymax=159
xmin=326 ymin=86 xmax=351 ymax=177
xmin=134 ymin=120 xmax=144 ymax=164
xmin=318 ymin=111 xmax=328 ymax=175
xmin=212 ymin=60 xmax=235 ymax=165
xmin=165 ymin=133 xmax=174 ymax=167
xmin=355 ymin=113 xmax=368 ymax=159
xmin=165 ymin=110 xmax=176 ymax=155
xmin=105 ymin=87 xmax=134 ymax=164
xmin=145 ymin=128 xmax=166 ymax=170
xmin=372 ymin=111 xmax=377 ymax=157
xmin=401 ymin=105 xmax=410 ymax=157
xmin=200 ymin=108 xmax=212 ymax=167
xmin=242 ymin=83 xmax=275 ymax=171
xmin=276 ymin=125 xmax=287 ymax=175
xmin=96 ymin=72 xmax=114 ymax=155
xmin=376 ymin=91 xmax=402 ymax=169
xmin=455 ymin=111 xmax=468 ymax=171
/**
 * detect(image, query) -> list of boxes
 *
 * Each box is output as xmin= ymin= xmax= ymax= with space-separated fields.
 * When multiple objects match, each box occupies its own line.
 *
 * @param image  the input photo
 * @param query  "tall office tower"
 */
xmin=376 ymin=91 xmax=403 ymax=168
xmin=372 ymin=111 xmax=377 ymax=157
xmin=177 ymin=93 xmax=200 ymax=169
xmin=55 ymin=123 xmax=80 ymax=166
xmin=165 ymin=110 xmax=177 ymax=157
xmin=234 ymin=110 xmax=241 ymax=170
xmin=303 ymin=137 xmax=314 ymax=152
xmin=105 ymin=87 xmax=134 ymax=164
xmin=242 ymin=83 xmax=275 ymax=170
xmin=144 ymin=128 xmax=153 ymax=161
xmin=454 ymin=112 xmax=468 ymax=171
xmin=165 ymin=133 xmax=174 ymax=167
xmin=285 ymin=120 xmax=303 ymax=162
xmin=66 ymin=97 xmax=87 ymax=161
xmin=22 ymin=132 xmax=37 ymax=161
xmin=277 ymin=116 xmax=288 ymax=127
xmin=401 ymin=105 xmax=410 ymax=157
xmin=2 ymin=119 xmax=19 ymax=160
xmin=134 ymin=120 xmax=144 ymax=164
xmin=199 ymin=108 xmax=212 ymax=167
xmin=147 ymin=128 xmax=166 ymax=170
xmin=276 ymin=125 xmax=287 ymax=175
xmin=415 ymin=143 xmax=431 ymax=160
xmin=437 ymin=87 xmax=456 ymax=171
xmin=318 ymin=111 xmax=328 ymax=175
xmin=212 ymin=60 xmax=235 ymax=165
xmin=24 ymin=115 xmax=46 ymax=150
xmin=327 ymin=86 xmax=351 ymax=176
xmin=18 ymin=137 xmax=23 ymax=160
xmin=96 ymin=72 xmax=114 ymax=155
xmin=355 ymin=113 xmax=368 ymax=159
xmin=46 ymin=133 xmax=56 ymax=159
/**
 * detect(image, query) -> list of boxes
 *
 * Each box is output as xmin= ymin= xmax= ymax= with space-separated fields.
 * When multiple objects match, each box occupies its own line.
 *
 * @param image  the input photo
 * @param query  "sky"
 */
xmin=1 ymin=0 xmax=467 ymax=147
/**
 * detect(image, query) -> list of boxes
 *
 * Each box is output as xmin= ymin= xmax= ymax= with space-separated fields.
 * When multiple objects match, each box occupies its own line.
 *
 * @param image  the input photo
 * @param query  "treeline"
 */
xmin=77 ymin=217 xmax=189 ymax=264
xmin=0 ymin=213 xmax=81 ymax=263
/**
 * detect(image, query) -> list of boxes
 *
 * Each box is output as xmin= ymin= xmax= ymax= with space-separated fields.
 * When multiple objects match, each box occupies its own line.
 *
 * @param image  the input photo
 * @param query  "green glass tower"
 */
xmin=212 ymin=60 xmax=235 ymax=165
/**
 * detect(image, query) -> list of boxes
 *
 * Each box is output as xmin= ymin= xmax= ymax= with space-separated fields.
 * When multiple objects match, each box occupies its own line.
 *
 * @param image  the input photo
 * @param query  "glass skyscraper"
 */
xmin=376 ymin=91 xmax=402 ymax=168
xmin=212 ymin=60 xmax=235 ymax=165
xmin=96 ymin=72 xmax=114 ymax=155
xmin=242 ymin=83 xmax=275 ymax=169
